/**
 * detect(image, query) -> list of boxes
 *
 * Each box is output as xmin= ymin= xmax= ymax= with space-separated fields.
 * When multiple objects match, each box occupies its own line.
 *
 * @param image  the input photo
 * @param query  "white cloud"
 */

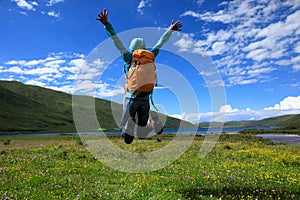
xmin=205 ymin=79 xmax=225 ymax=87
xmin=174 ymin=34 xmax=195 ymax=52
xmin=73 ymin=80 xmax=96 ymax=95
xmin=137 ymin=0 xmax=150 ymax=15
xmin=219 ymin=105 xmax=238 ymax=112
xmin=18 ymin=11 xmax=27 ymax=15
xmin=275 ymin=60 xmax=292 ymax=66
xmin=2 ymin=52 xmax=123 ymax=98
xmin=72 ymin=80 xmax=124 ymax=98
xmin=289 ymin=82 xmax=300 ymax=88
xmin=295 ymin=44 xmax=300 ymax=53
xmin=265 ymin=96 xmax=300 ymax=110
xmin=70 ymin=58 xmax=106 ymax=81
xmin=47 ymin=11 xmax=60 ymax=18
xmin=12 ymin=0 xmax=63 ymax=18
xmin=25 ymin=59 xmax=43 ymax=66
xmin=180 ymin=0 xmax=300 ymax=86
xmin=292 ymin=55 xmax=300 ymax=63
xmin=69 ymin=59 xmax=86 ymax=68
xmin=41 ymin=10 xmax=60 ymax=18
xmin=293 ymin=64 xmax=300 ymax=71
xmin=12 ymin=0 xmax=37 ymax=11
xmin=1 ymin=52 xmax=89 ymax=94
xmin=180 ymin=10 xmax=201 ymax=19
xmin=211 ymin=41 xmax=226 ymax=55
xmin=199 ymin=70 xmax=216 ymax=77
xmin=170 ymin=112 xmax=201 ymax=124
xmin=291 ymin=54 xmax=300 ymax=71
xmin=247 ymin=67 xmax=276 ymax=78
xmin=227 ymin=76 xmax=258 ymax=86
xmin=174 ymin=34 xmax=195 ymax=51
xmin=257 ymin=10 xmax=300 ymax=39
xmin=47 ymin=0 xmax=64 ymax=6
xmin=25 ymin=80 xmax=46 ymax=87
xmin=96 ymin=83 xmax=124 ymax=97
xmin=25 ymin=67 xmax=60 ymax=75
xmin=181 ymin=10 xmax=234 ymax=24
xmin=48 ymin=84 xmax=74 ymax=94
xmin=195 ymin=0 xmax=205 ymax=6
xmin=174 ymin=95 xmax=300 ymax=124
xmin=44 ymin=59 xmax=65 ymax=67
xmin=3 ymin=66 xmax=23 ymax=73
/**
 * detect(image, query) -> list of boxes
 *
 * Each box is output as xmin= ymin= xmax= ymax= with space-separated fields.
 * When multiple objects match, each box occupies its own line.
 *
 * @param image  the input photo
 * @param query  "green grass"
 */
xmin=0 ymin=134 xmax=299 ymax=199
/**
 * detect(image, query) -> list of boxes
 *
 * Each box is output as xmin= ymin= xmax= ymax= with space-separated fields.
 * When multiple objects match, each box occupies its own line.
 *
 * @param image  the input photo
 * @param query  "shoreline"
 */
xmin=1 ymin=131 xmax=300 ymax=145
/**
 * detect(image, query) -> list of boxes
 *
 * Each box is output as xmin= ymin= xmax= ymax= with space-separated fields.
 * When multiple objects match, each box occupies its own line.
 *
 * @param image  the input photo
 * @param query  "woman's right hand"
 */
xmin=96 ymin=8 xmax=109 ymax=24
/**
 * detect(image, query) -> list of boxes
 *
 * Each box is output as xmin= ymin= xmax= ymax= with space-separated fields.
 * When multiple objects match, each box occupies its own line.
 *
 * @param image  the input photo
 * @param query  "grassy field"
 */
xmin=0 ymin=134 xmax=299 ymax=199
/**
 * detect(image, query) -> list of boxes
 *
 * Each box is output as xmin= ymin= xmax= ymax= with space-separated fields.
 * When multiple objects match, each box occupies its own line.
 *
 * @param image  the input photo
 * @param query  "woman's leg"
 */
xmin=136 ymin=99 xmax=152 ymax=139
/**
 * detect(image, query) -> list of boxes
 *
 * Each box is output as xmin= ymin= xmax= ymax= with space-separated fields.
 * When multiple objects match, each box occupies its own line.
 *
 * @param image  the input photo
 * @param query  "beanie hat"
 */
xmin=129 ymin=38 xmax=146 ymax=51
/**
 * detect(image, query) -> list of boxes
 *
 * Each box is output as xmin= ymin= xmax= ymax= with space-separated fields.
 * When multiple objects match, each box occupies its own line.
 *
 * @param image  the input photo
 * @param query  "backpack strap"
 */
xmin=150 ymin=93 xmax=159 ymax=111
xmin=127 ymin=62 xmax=138 ymax=80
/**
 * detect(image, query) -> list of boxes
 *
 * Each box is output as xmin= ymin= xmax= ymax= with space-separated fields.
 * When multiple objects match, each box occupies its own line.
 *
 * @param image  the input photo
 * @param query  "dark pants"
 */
xmin=121 ymin=98 xmax=152 ymax=138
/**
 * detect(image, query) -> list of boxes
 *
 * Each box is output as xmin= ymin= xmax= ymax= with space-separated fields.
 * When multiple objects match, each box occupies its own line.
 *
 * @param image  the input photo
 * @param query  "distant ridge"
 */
xmin=0 ymin=80 xmax=196 ymax=133
xmin=198 ymin=114 xmax=300 ymax=130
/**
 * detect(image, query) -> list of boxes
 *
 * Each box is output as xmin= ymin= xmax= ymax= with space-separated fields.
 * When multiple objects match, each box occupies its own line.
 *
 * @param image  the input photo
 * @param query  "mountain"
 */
xmin=0 ymin=80 xmax=196 ymax=133
xmin=279 ymin=114 xmax=300 ymax=130
xmin=198 ymin=114 xmax=300 ymax=130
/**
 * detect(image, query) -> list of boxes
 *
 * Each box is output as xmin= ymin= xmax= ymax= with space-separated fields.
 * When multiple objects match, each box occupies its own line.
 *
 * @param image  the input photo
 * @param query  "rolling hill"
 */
xmin=198 ymin=114 xmax=300 ymax=130
xmin=0 ymin=80 xmax=196 ymax=133
xmin=278 ymin=114 xmax=300 ymax=129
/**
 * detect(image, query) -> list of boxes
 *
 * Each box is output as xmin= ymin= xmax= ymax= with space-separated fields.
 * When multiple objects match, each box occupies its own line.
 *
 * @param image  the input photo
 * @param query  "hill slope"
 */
xmin=199 ymin=114 xmax=300 ymax=130
xmin=0 ymin=81 xmax=195 ymax=133
xmin=279 ymin=114 xmax=300 ymax=129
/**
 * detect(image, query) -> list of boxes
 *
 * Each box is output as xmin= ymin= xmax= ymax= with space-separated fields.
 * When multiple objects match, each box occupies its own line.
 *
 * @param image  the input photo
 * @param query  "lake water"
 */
xmin=257 ymin=134 xmax=300 ymax=145
xmin=0 ymin=126 xmax=275 ymax=137
xmin=1 ymin=126 xmax=299 ymax=145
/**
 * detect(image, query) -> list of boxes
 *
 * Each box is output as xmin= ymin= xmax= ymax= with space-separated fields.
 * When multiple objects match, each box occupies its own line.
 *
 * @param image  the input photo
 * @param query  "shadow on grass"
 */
xmin=179 ymin=187 xmax=300 ymax=199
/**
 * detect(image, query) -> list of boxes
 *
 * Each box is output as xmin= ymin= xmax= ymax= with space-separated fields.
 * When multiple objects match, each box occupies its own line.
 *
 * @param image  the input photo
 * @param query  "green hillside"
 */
xmin=0 ymin=80 xmax=195 ymax=133
xmin=199 ymin=114 xmax=300 ymax=130
xmin=224 ymin=114 xmax=296 ymax=127
xmin=279 ymin=114 xmax=300 ymax=129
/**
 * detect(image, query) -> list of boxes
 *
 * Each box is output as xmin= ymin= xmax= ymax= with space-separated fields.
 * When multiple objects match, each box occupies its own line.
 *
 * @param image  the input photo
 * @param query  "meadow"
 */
xmin=0 ymin=134 xmax=299 ymax=200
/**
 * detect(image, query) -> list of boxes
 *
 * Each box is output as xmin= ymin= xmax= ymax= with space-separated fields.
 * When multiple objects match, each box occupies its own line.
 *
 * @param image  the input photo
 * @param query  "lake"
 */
xmin=0 ymin=126 xmax=275 ymax=137
xmin=257 ymin=134 xmax=300 ymax=145
xmin=1 ymin=126 xmax=299 ymax=145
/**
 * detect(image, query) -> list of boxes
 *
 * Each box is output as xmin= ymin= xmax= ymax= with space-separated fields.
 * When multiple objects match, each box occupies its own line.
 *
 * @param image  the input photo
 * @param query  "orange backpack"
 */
xmin=126 ymin=49 xmax=157 ymax=96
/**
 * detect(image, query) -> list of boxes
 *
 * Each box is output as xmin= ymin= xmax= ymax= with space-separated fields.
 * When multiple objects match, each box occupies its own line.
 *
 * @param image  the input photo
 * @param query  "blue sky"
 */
xmin=1 ymin=0 xmax=300 ymax=123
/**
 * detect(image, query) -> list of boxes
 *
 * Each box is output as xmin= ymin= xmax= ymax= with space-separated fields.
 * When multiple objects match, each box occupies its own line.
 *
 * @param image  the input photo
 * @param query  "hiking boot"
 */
xmin=154 ymin=120 xmax=164 ymax=135
xmin=149 ymin=110 xmax=159 ymax=121
xmin=149 ymin=111 xmax=164 ymax=135
xmin=124 ymin=118 xmax=135 ymax=144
